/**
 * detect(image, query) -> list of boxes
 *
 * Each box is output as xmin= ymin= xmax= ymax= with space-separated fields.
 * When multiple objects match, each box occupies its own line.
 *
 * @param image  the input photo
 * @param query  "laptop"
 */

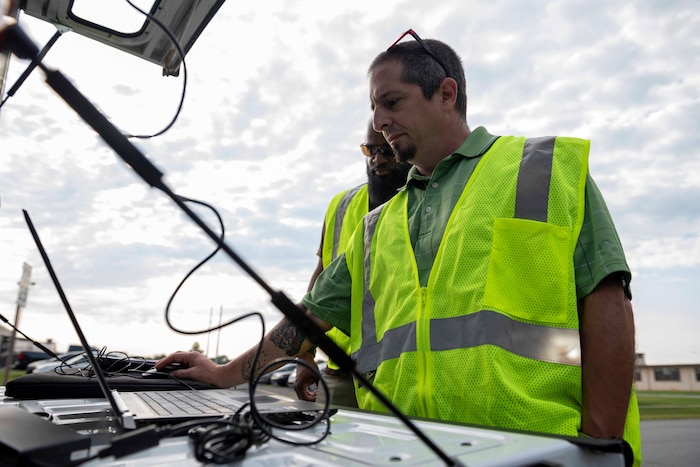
xmin=22 ymin=209 xmax=330 ymax=431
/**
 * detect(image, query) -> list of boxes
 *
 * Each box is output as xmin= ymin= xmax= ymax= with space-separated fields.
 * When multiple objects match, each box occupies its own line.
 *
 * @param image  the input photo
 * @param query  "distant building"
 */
xmin=635 ymin=353 xmax=700 ymax=392
xmin=0 ymin=324 xmax=56 ymax=353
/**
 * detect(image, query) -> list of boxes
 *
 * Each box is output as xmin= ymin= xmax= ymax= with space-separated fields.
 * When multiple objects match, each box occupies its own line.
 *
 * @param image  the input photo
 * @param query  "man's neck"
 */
xmin=414 ymin=123 xmax=471 ymax=177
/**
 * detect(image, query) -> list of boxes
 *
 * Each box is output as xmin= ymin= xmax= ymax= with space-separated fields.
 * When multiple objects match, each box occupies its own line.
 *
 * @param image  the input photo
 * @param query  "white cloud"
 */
xmin=1 ymin=0 xmax=698 ymax=364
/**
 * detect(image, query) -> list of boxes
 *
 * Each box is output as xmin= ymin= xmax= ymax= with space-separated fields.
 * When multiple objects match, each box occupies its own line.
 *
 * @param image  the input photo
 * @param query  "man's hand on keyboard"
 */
xmin=156 ymin=352 xmax=223 ymax=386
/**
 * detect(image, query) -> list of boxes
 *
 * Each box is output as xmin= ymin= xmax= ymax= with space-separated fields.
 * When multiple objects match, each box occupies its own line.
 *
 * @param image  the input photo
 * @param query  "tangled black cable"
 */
xmin=164 ymin=195 xmax=236 ymax=336
xmin=51 ymin=347 xmax=152 ymax=376
xmin=183 ymin=392 xmax=333 ymax=464
xmin=159 ymin=193 xmax=335 ymax=460
xmin=123 ymin=0 xmax=188 ymax=139
xmin=248 ymin=358 xmax=333 ymax=445
xmin=186 ymin=410 xmax=271 ymax=463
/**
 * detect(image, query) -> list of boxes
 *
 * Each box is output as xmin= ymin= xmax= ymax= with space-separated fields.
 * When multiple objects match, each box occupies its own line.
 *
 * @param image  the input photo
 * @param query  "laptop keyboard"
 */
xmin=137 ymin=391 xmax=238 ymax=416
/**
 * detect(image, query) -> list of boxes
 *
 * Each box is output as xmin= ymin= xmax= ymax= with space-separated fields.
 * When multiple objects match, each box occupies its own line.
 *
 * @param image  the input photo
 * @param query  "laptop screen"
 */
xmin=22 ymin=209 xmax=135 ymax=430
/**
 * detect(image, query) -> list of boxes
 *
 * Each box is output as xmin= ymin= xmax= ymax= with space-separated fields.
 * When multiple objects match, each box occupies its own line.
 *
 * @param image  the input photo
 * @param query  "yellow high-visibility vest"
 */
xmin=347 ymin=136 xmax=640 ymax=465
xmin=321 ymin=184 xmax=368 ymax=371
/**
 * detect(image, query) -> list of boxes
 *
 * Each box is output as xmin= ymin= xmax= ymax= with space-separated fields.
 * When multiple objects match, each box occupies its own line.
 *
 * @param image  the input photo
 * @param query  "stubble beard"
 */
xmin=395 ymin=143 xmax=416 ymax=165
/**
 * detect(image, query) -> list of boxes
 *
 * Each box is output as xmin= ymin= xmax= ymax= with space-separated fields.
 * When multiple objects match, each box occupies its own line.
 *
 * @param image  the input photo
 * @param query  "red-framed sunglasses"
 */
xmin=388 ymin=29 xmax=450 ymax=78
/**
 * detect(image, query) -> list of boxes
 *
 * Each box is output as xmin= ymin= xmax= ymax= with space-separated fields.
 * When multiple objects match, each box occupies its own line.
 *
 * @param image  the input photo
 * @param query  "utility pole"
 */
xmin=215 ymin=305 xmax=222 ymax=361
xmin=205 ymin=306 xmax=213 ymax=357
xmin=3 ymin=262 xmax=33 ymax=384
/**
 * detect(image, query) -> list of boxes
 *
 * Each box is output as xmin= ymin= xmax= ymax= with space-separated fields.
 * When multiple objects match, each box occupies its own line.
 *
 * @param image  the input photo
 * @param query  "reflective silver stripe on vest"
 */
xmin=515 ymin=137 xmax=555 ymax=222
xmin=430 ymin=311 xmax=580 ymax=364
xmin=360 ymin=207 xmax=382 ymax=350
xmin=352 ymin=137 xmax=581 ymax=381
xmin=352 ymin=311 xmax=581 ymax=376
xmin=332 ymin=185 xmax=365 ymax=259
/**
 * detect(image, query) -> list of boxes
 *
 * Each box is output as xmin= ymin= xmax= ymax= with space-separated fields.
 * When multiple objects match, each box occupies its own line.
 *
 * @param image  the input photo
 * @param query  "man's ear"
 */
xmin=439 ymin=77 xmax=458 ymax=109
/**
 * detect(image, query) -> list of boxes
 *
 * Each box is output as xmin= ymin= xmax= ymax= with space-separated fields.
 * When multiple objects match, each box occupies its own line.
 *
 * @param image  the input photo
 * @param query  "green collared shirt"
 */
xmin=303 ymin=127 xmax=631 ymax=335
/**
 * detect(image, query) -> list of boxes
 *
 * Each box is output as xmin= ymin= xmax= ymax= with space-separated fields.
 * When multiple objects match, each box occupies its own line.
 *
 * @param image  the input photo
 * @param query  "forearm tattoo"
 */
xmin=240 ymin=350 xmax=263 ymax=381
xmin=240 ymin=319 xmax=306 ymax=382
xmin=271 ymin=319 xmax=306 ymax=356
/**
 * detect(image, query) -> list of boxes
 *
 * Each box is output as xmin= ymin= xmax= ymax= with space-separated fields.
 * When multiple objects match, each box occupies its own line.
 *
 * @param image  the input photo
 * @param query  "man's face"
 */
xmin=369 ymin=60 xmax=443 ymax=165
xmin=363 ymin=125 xmax=410 ymax=205
xmin=365 ymin=129 xmax=402 ymax=179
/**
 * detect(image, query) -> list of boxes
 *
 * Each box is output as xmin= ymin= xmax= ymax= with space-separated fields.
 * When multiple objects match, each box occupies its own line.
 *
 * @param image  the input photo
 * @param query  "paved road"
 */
xmin=641 ymin=418 xmax=700 ymax=466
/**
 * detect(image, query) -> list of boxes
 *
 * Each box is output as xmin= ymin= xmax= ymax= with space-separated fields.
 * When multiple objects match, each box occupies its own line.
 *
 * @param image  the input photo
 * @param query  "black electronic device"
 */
xmin=0 ymin=405 xmax=90 ymax=466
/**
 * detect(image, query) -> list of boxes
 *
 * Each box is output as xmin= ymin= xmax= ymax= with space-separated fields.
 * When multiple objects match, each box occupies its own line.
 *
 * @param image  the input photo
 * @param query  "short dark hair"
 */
xmin=369 ymin=38 xmax=467 ymax=119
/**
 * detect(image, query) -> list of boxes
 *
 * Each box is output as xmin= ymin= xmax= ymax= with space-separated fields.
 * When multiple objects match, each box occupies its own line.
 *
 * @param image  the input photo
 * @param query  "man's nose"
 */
xmin=372 ymin=108 xmax=389 ymax=133
xmin=372 ymin=150 xmax=391 ymax=164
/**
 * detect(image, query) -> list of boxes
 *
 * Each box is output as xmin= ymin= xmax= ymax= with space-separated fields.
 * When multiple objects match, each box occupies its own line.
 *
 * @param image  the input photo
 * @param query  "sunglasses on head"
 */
xmin=360 ymin=143 xmax=393 ymax=158
xmin=388 ymin=29 xmax=450 ymax=78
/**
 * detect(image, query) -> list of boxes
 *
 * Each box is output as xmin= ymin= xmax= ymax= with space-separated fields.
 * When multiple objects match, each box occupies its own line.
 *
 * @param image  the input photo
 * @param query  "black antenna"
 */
xmin=0 ymin=29 xmax=63 ymax=109
xmin=0 ymin=312 xmax=60 ymax=360
xmin=22 ymin=210 xmax=136 ymax=430
xmin=2 ymin=24 xmax=463 ymax=466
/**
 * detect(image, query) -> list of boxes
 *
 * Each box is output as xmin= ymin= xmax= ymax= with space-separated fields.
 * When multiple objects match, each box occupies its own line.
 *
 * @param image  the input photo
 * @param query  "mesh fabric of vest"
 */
xmin=347 ymin=136 xmax=640 ymax=465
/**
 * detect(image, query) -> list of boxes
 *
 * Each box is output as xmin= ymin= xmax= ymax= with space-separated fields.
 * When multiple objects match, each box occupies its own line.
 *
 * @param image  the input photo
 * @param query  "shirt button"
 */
xmin=432 ymin=182 xmax=439 ymax=188
xmin=426 ymin=206 xmax=432 ymax=213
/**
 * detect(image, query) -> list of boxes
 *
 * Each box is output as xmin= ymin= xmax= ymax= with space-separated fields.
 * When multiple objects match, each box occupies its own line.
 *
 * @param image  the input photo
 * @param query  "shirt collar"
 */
xmin=401 ymin=126 xmax=499 ymax=188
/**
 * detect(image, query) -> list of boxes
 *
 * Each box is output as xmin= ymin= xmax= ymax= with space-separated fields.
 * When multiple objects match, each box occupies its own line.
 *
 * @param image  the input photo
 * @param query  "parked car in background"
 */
xmin=255 ymin=361 xmax=330 ymax=387
xmin=26 ymin=350 xmax=90 ymax=373
xmin=0 ymin=352 xmax=19 ymax=369
xmin=31 ymin=352 xmax=94 ymax=374
xmin=256 ymin=362 xmax=296 ymax=385
xmin=286 ymin=360 xmax=327 ymax=387
xmin=256 ymin=370 xmax=274 ymax=384
xmin=14 ymin=350 xmax=50 ymax=370
xmin=269 ymin=363 xmax=297 ymax=386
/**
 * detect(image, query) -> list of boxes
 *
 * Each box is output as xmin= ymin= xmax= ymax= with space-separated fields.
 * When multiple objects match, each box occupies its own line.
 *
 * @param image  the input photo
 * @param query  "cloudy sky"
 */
xmin=1 ymin=0 xmax=698 ymax=365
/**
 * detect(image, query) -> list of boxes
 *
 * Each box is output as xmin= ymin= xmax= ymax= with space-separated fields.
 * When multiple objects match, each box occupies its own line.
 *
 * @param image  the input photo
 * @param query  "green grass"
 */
xmin=1 ymin=369 xmax=26 ymax=384
xmin=637 ymin=391 xmax=700 ymax=420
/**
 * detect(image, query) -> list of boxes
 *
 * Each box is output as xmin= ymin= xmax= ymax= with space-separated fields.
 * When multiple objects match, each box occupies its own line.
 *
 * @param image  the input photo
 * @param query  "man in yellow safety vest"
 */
xmin=158 ymin=31 xmax=641 ymax=467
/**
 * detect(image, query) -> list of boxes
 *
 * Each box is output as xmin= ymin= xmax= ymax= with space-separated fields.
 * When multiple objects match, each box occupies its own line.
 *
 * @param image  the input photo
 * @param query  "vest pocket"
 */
xmin=483 ymin=218 xmax=570 ymax=324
